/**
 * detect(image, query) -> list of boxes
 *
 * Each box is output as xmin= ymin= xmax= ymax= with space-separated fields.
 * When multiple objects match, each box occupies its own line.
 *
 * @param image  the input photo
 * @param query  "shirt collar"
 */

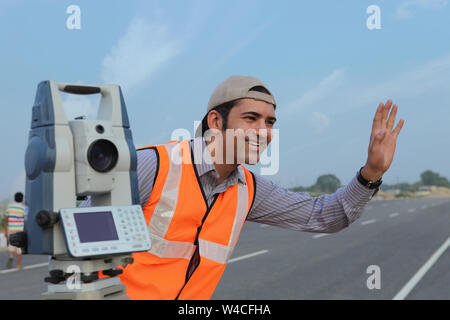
xmin=191 ymin=136 xmax=247 ymax=185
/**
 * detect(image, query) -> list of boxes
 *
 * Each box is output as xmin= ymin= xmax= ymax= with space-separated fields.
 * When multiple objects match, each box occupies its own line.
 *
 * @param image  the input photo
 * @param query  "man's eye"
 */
xmin=245 ymin=116 xmax=256 ymax=121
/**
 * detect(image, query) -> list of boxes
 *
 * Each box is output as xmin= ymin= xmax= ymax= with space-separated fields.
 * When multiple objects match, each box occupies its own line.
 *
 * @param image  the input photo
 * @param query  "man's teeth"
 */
xmin=248 ymin=141 xmax=259 ymax=146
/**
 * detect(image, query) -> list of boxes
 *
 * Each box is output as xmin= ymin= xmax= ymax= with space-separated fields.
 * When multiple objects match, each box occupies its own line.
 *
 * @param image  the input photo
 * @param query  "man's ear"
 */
xmin=207 ymin=110 xmax=223 ymax=131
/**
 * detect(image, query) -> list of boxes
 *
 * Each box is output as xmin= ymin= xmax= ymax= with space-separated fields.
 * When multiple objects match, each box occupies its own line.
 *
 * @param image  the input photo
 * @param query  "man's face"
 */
xmin=208 ymin=98 xmax=277 ymax=165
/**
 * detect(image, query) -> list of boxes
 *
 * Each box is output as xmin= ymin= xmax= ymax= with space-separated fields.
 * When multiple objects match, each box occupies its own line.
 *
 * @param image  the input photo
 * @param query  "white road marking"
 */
xmin=228 ymin=250 xmax=268 ymax=264
xmin=312 ymin=234 xmax=329 ymax=239
xmin=408 ymin=208 xmax=416 ymax=213
xmin=366 ymin=206 xmax=373 ymax=210
xmin=389 ymin=212 xmax=400 ymax=218
xmin=421 ymin=205 xmax=428 ymax=210
xmin=260 ymin=224 xmax=270 ymax=228
xmin=0 ymin=268 xmax=18 ymax=274
xmin=0 ymin=262 xmax=48 ymax=274
xmin=361 ymin=219 xmax=376 ymax=226
xmin=393 ymin=236 xmax=450 ymax=300
xmin=23 ymin=262 xmax=48 ymax=270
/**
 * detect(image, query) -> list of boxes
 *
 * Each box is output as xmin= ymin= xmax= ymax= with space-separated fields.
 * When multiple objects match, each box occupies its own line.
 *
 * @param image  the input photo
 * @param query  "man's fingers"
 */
xmin=373 ymin=103 xmax=384 ymax=123
xmin=371 ymin=102 xmax=384 ymax=138
xmin=393 ymin=118 xmax=405 ymax=136
xmin=381 ymin=100 xmax=393 ymax=127
xmin=386 ymin=104 xmax=398 ymax=130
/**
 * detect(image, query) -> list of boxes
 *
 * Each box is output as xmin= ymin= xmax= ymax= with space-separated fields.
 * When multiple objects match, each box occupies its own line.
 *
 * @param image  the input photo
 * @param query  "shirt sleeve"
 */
xmin=136 ymin=148 xmax=158 ymax=208
xmin=78 ymin=148 xmax=158 ymax=208
xmin=246 ymin=172 xmax=377 ymax=233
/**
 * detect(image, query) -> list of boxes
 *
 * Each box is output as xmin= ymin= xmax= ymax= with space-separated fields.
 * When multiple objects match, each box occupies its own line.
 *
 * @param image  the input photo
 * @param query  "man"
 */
xmin=3 ymin=192 xmax=26 ymax=269
xmin=110 ymin=75 xmax=404 ymax=299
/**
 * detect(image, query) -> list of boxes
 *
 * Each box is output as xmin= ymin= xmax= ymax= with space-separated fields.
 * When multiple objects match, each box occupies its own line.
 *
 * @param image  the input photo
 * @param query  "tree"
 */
xmin=314 ymin=174 xmax=341 ymax=193
xmin=290 ymin=186 xmax=307 ymax=192
xmin=420 ymin=170 xmax=450 ymax=187
xmin=437 ymin=176 xmax=450 ymax=188
xmin=420 ymin=170 xmax=440 ymax=186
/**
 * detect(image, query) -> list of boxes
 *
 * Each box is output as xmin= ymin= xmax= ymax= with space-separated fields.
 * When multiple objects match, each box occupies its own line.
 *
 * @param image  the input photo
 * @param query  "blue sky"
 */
xmin=1 ymin=0 xmax=450 ymax=198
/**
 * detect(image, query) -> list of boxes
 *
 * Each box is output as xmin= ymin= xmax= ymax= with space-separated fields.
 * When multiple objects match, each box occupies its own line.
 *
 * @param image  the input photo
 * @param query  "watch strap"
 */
xmin=357 ymin=166 xmax=383 ymax=189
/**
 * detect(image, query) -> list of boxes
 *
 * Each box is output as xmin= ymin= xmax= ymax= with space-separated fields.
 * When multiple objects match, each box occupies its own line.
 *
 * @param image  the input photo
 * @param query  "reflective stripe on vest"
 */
xmin=119 ymin=139 xmax=255 ymax=300
xmin=147 ymin=141 xmax=196 ymax=260
xmin=197 ymin=179 xmax=249 ymax=264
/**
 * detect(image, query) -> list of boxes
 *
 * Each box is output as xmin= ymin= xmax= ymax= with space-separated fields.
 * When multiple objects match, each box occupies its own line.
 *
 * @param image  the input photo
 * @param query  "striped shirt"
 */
xmin=134 ymin=137 xmax=376 ymax=233
xmin=6 ymin=202 xmax=26 ymax=232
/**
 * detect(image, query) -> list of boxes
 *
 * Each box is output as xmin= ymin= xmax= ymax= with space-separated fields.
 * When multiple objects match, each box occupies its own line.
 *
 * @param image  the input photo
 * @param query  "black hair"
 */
xmin=14 ymin=192 xmax=23 ymax=203
xmin=201 ymin=100 xmax=237 ymax=136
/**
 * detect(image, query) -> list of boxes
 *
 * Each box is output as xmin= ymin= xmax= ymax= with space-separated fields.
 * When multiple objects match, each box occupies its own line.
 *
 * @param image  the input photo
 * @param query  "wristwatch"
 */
xmin=357 ymin=166 xmax=383 ymax=191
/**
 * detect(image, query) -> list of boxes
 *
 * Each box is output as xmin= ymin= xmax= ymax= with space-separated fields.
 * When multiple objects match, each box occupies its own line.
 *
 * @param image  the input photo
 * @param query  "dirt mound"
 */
xmin=428 ymin=186 xmax=450 ymax=198
xmin=376 ymin=186 xmax=450 ymax=199
xmin=376 ymin=190 xmax=397 ymax=200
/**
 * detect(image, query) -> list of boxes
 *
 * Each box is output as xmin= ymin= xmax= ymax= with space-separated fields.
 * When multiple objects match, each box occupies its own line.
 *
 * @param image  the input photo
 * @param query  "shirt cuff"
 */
xmin=336 ymin=174 xmax=376 ymax=223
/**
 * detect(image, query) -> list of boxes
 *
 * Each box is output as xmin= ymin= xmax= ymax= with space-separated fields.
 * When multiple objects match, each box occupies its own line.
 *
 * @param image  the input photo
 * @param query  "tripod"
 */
xmin=41 ymin=254 xmax=132 ymax=300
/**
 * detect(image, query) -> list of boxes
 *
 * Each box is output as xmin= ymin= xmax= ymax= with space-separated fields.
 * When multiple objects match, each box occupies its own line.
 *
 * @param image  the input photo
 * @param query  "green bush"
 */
xmin=394 ymin=192 xmax=410 ymax=198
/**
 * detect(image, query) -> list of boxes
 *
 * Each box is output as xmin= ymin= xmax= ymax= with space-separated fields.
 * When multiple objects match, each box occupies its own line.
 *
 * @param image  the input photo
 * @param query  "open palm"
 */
xmin=363 ymin=100 xmax=405 ymax=181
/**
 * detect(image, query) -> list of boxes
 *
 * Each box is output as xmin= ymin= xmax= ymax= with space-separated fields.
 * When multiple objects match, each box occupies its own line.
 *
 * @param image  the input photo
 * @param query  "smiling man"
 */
xmin=117 ymin=75 xmax=404 ymax=300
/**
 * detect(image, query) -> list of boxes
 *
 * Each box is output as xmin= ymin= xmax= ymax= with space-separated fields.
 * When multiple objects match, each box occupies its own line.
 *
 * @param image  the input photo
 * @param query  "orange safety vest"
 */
xmin=118 ymin=140 xmax=256 ymax=300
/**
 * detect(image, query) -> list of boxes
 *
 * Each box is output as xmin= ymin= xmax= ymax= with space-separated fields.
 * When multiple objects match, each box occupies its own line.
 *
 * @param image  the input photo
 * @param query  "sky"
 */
xmin=0 ymin=0 xmax=449 ymax=199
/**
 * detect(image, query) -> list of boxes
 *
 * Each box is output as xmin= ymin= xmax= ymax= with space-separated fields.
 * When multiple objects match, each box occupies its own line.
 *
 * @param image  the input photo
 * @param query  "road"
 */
xmin=0 ymin=197 xmax=449 ymax=300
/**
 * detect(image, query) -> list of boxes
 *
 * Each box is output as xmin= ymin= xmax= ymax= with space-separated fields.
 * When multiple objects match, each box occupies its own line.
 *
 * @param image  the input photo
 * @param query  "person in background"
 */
xmin=3 ymin=192 xmax=26 ymax=269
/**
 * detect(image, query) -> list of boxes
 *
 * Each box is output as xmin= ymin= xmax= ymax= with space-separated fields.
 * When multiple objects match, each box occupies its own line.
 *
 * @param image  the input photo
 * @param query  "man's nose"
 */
xmin=253 ymin=119 xmax=270 ymax=131
xmin=254 ymin=122 xmax=272 ymax=143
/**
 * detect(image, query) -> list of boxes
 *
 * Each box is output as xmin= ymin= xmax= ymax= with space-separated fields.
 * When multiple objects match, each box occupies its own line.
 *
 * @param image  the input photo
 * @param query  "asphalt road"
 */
xmin=0 ymin=197 xmax=449 ymax=300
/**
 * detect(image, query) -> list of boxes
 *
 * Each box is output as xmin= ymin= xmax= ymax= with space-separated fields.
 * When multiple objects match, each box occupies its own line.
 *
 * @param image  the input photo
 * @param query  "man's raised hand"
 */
xmin=362 ymin=99 xmax=405 ymax=181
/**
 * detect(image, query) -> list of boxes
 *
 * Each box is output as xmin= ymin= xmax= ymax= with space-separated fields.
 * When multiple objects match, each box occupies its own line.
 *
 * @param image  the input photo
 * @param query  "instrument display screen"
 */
xmin=74 ymin=211 xmax=119 ymax=243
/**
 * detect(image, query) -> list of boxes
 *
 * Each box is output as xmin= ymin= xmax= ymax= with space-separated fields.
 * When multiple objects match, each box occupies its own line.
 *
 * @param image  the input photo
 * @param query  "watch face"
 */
xmin=370 ymin=180 xmax=382 ymax=189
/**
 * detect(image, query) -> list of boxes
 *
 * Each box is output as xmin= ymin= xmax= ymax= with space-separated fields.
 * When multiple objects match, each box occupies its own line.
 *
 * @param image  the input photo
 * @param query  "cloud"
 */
xmin=61 ymin=92 xmax=99 ymax=120
xmin=396 ymin=0 xmax=448 ymax=19
xmin=280 ymin=52 xmax=450 ymax=163
xmin=311 ymin=111 xmax=331 ymax=134
xmin=282 ymin=68 xmax=346 ymax=117
xmin=329 ymin=52 xmax=450 ymax=117
xmin=282 ymin=52 xmax=450 ymax=125
xmin=199 ymin=16 xmax=277 ymax=79
xmin=179 ymin=14 xmax=279 ymax=99
xmin=100 ymin=17 xmax=182 ymax=94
